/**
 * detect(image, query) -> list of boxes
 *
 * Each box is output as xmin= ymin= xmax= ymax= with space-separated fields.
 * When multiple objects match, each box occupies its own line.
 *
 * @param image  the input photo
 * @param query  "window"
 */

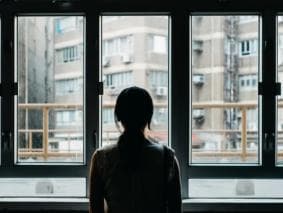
xmin=10 ymin=15 xmax=87 ymax=199
xmin=56 ymin=110 xmax=81 ymax=126
xmin=239 ymin=74 xmax=258 ymax=91
xmin=55 ymin=17 xmax=82 ymax=34
xmin=104 ymin=71 xmax=133 ymax=89
xmin=101 ymin=16 xmax=170 ymax=148
xmin=103 ymin=108 xmax=114 ymax=124
xmin=148 ymin=70 xmax=168 ymax=88
xmin=240 ymin=39 xmax=258 ymax=56
xmin=56 ymin=45 xmax=82 ymax=63
xmin=103 ymin=35 xmax=133 ymax=57
xmin=148 ymin=34 xmax=167 ymax=53
xmin=3 ymin=1 xmax=283 ymax=211
xmin=55 ymin=78 xmax=83 ymax=96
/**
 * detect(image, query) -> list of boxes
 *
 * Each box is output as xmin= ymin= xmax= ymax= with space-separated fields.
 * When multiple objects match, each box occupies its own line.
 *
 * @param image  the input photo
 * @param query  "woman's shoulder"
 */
xmin=91 ymin=144 xmax=119 ymax=162
xmin=147 ymin=139 xmax=176 ymax=154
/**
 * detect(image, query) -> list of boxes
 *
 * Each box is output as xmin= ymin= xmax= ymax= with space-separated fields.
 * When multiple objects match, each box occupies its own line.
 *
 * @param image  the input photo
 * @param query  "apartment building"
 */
xmin=17 ymin=16 xmax=84 ymax=161
xmin=191 ymin=16 xmax=260 ymax=151
xmin=101 ymin=16 xmax=169 ymax=145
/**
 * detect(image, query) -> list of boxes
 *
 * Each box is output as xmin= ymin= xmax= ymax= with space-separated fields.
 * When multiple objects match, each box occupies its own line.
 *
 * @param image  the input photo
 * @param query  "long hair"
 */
xmin=114 ymin=86 xmax=153 ymax=171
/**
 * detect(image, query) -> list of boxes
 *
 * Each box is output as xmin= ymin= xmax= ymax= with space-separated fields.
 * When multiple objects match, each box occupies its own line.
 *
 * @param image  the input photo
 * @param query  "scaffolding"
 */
xmin=224 ymin=16 xmax=240 ymax=148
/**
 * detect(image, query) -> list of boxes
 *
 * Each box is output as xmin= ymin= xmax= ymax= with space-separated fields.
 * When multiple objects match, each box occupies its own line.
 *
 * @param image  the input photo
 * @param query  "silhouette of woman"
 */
xmin=89 ymin=86 xmax=181 ymax=213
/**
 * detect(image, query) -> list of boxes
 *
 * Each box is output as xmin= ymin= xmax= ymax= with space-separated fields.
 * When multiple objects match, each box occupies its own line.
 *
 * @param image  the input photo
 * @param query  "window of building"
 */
xmin=55 ymin=17 xmax=82 ymax=34
xmin=56 ymin=110 xmax=79 ymax=126
xmin=104 ymin=71 xmax=133 ymax=88
xmin=55 ymin=77 xmax=83 ymax=96
xmin=56 ymin=45 xmax=82 ymax=63
xmin=103 ymin=35 xmax=133 ymax=57
xmin=103 ymin=108 xmax=114 ymax=124
xmin=239 ymin=74 xmax=257 ymax=91
xmin=148 ymin=34 xmax=167 ymax=54
xmin=240 ymin=39 xmax=258 ymax=56
xmin=148 ymin=70 xmax=168 ymax=88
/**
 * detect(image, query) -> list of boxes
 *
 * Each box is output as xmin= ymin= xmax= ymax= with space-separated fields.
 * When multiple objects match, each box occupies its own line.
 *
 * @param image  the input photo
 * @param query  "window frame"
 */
xmin=0 ymin=0 xmax=282 ymax=212
xmin=0 ymin=5 xmax=99 ymax=202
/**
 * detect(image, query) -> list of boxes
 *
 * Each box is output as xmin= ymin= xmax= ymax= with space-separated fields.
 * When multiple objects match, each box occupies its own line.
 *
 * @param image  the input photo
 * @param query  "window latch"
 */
xmin=258 ymin=82 xmax=281 ymax=96
xmin=98 ymin=81 xmax=103 ymax=95
xmin=264 ymin=133 xmax=275 ymax=152
xmin=2 ymin=131 xmax=12 ymax=152
xmin=12 ymin=82 xmax=18 ymax=95
xmin=276 ymin=82 xmax=281 ymax=96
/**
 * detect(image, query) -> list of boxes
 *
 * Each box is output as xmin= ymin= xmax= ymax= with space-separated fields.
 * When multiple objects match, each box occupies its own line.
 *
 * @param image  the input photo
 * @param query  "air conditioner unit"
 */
xmin=121 ymin=54 xmax=133 ymax=64
xmin=192 ymin=40 xmax=203 ymax=52
xmin=192 ymin=74 xmax=205 ymax=86
xmin=192 ymin=109 xmax=205 ymax=119
xmin=108 ymin=85 xmax=120 ymax=96
xmin=102 ymin=57 xmax=111 ymax=67
xmin=155 ymin=86 xmax=167 ymax=97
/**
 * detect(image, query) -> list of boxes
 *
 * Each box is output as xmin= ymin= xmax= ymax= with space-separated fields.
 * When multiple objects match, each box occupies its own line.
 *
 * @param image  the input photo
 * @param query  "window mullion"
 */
xmin=261 ymin=10 xmax=277 ymax=168
xmin=171 ymin=11 xmax=189 ymax=198
xmin=1 ymin=12 xmax=15 ymax=168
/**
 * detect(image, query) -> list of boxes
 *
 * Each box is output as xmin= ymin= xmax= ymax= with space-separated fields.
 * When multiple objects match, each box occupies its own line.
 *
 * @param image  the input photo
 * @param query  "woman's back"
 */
xmin=90 ymin=139 xmax=181 ymax=213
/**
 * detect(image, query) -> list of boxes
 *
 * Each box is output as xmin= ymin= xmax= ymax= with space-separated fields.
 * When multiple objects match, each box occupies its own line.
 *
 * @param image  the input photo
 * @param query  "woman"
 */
xmin=89 ymin=86 xmax=182 ymax=213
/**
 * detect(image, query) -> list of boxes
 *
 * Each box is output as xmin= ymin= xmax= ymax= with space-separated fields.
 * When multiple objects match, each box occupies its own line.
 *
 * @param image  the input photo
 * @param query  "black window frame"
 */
xmin=0 ymin=0 xmax=282 ymax=212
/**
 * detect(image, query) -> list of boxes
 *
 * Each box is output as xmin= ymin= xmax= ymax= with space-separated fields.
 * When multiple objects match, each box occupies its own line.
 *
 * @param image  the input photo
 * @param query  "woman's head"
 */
xmin=114 ymin=86 xmax=153 ymax=132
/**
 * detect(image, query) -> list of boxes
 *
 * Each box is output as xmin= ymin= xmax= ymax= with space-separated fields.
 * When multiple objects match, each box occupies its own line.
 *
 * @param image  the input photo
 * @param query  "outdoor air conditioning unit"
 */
xmin=192 ymin=40 xmax=203 ymax=52
xmin=108 ymin=85 xmax=120 ymax=96
xmin=192 ymin=74 xmax=205 ymax=86
xmin=121 ymin=54 xmax=133 ymax=64
xmin=192 ymin=109 xmax=205 ymax=119
xmin=102 ymin=56 xmax=111 ymax=67
xmin=155 ymin=86 xmax=168 ymax=97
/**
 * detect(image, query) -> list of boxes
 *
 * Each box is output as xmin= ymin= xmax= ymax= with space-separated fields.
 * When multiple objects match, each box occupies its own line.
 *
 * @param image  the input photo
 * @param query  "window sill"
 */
xmin=182 ymin=198 xmax=283 ymax=212
xmin=0 ymin=198 xmax=89 ymax=211
xmin=2 ymin=198 xmax=283 ymax=212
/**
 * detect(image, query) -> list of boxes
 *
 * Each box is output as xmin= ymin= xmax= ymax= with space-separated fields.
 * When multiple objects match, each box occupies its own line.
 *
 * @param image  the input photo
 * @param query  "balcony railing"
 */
xmin=192 ymin=101 xmax=283 ymax=162
xmin=17 ymin=101 xmax=283 ymax=162
xmin=18 ymin=103 xmax=83 ymax=161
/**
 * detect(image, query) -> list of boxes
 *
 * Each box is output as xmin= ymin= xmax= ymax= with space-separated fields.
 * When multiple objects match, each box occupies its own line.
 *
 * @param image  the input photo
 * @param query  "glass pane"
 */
xmin=101 ymin=16 xmax=169 ymax=147
xmin=189 ymin=179 xmax=283 ymax=198
xmin=191 ymin=16 xmax=260 ymax=164
xmin=0 ymin=178 xmax=85 ymax=197
xmin=16 ymin=16 xmax=84 ymax=163
xmin=277 ymin=16 xmax=283 ymax=164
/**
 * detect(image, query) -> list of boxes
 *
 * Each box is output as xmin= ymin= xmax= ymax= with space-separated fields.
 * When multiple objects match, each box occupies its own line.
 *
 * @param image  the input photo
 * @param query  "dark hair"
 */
xmin=114 ymin=86 xmax=154 ymax=171
xmin=114 ymin=86 xmax=153 ymax=132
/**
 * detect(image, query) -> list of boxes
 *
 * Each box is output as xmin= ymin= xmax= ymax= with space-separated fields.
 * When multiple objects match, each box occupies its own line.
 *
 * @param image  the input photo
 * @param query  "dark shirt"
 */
xmin=89 ymin=139 xmax=182 ymax=213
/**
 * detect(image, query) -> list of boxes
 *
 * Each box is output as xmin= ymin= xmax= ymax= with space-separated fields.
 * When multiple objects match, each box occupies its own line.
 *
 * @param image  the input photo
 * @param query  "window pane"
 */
xmin=16 ymin=16 xmax=84 ymax=163
xmin=0 ymin=178 xmax=85 ymax=197
xmin=101 ymin=16 xmax=169 ymax=147
xmin=277 ymin=16 xmax=283 ymax=164
xmin=191 ymin=16 xmax=260 ymax=164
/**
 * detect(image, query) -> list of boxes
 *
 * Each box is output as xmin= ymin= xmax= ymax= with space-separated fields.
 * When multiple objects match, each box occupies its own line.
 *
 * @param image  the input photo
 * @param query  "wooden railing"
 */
xmin=18 ymin=103 xmax=83 ymax=160
xmin=17 ymin=101 xmax=283 ymax=162
xmin=192 ymin=101 xmax=257 ymax=161
xmin=192 ymin=101 xmax=283 ymax=161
